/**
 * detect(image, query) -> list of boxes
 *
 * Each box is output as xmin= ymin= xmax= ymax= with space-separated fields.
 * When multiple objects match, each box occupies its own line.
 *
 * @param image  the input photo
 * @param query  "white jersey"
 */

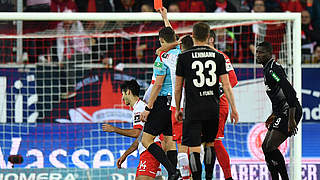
xmin=159 ymin=48 xmax=185 ymax=108
xmin=132 ymin=99 xmax=161 ymax=155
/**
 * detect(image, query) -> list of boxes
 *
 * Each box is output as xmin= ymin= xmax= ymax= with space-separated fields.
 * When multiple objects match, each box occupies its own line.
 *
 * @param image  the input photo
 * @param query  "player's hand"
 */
xmin=116 ymin=155 xmax=127 ymax=169
xmin=159 ymin=7 xmax=168 ymax=19
xmin=102 ymin=123 xmax=115 ymax=132
xmin=288 ymin=118 xmax=298 ymax=136
xmin=265 ymin=114 xmax=276 ymax=129
xmin=175 ymin=110 xmax=183 ymax=122
xmin=230 ymin=110 xmax=239 ymax=125
xmin=140 ymin=110 xmax=150 ymax=122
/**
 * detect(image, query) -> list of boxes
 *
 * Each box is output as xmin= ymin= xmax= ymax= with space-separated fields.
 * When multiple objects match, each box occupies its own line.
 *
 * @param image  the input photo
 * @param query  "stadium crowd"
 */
xmin=0 ymin=0 xmax=319 ymax=64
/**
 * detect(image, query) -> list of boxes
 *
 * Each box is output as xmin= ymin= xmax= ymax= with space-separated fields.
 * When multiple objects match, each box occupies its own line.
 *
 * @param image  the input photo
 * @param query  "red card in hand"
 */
xmin=154 ymin=0 xmax=163 ymax=11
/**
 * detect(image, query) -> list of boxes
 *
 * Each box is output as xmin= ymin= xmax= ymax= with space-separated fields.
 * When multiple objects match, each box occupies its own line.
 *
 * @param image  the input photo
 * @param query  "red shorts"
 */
xmin=216 ymin=106 xmax=229 ymax=139
xmin=136 ymin=142 xmax=161 ymax=178
xmin=171 ymin=107 xmax=183 ymax=144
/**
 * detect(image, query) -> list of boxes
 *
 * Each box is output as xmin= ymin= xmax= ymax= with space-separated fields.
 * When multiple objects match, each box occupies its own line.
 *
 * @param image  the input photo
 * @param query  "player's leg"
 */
xmin=143 ymin=97 xmax=178 ymax=178
xmin=163 ymin=135 xmax=177 ymax=169
xmin=262 ymin=129 xmax=288 ymax=180
xmin=203 ymin=117 xmax=219 ymax=180
xmin=182 ymin=119 xmax=204 ymax=180
xmin=172 ymin=107 xmax=190 ymax=179
xmin=214 ymin=106 xmax=232 ymax=180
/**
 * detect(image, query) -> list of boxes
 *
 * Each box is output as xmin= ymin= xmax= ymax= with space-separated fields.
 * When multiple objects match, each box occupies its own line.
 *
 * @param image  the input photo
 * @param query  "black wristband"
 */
xmin=145 ymin=106 xmax=152 ymax=111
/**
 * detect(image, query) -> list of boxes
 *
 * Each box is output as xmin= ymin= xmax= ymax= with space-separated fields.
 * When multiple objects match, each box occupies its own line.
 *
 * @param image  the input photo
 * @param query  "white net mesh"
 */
xmin=0 ymin=13 xmax=300 ymax=179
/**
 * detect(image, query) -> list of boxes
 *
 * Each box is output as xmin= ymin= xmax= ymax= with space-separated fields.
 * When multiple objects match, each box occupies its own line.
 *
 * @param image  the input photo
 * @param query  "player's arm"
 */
xmin=117 ymin=137 xmax=139 ymax=168
xmin=273 ymin=66 xmax=299 ymax=134
xmin=228 ymin=69 xmax=238 ymax=88
xmin=175 ymin=75 xmax=184 ymax=121
xmin=102 ymin=123 xmax=141 ymax=138
xmin=156 ymin=42 xmax=180 ymax=56
xmin=159 ymin=7 xmax=172 ymax=29
xmin=140 ymin=75 xmax=165 ymax=121
xmin=220 ymin=74 xmax=239 ymax=124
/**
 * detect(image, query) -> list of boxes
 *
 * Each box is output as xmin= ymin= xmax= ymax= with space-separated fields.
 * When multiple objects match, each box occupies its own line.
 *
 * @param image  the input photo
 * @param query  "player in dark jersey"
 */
xmin=175 ymin=22 xmax=239 ymax=180
xmin=256 ymin=42 xmax=302 ymax=180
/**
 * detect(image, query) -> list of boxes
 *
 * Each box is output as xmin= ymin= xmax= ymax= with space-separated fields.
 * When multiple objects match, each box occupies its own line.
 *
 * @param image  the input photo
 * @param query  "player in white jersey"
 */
xmin=102 ymin=80 xmax=161 ymax=179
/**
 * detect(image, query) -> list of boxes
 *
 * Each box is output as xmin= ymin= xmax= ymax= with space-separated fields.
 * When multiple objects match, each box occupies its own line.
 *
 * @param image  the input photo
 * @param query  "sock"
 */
xmin=147 ymin=143 xmax=176 ymax=175
xmin=214 ymin=140 xmax=232 ymax=179
xmin=178 ymin=152 xmax=190 ymax=179
xmin=264 ymin=151 xmax=279 ymax=180
xmin=167 ymin=150 xmax=178 ymax=169
xmin=189 ymin=152 xmax=202 ymax=180
xmin=204 ymin=146 xmax=216 ymax=180
xmin=268 ymin=149 xmax=289 ymax=180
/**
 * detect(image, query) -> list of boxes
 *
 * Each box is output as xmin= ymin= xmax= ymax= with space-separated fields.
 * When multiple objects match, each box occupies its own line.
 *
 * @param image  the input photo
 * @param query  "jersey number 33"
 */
xmin=192 ymin=60 xmax=217 ymax=87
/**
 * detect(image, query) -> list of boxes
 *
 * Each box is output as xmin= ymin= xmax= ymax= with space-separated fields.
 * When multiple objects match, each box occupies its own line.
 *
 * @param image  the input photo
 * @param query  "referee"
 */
xmin=140 ymin=26 xmax=180 ymax=180
xmin=174 ymin=22 xmax=239 ymax=180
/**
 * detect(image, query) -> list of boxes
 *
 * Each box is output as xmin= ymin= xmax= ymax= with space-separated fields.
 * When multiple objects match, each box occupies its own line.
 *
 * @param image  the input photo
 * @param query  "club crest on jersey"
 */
xmin=154 ymin=61 xmax=163 ymax=70
xmin=134 ymin=113 xmax=141 ymax=123
xmin=161 ymin=52 xmax=169 ymax=59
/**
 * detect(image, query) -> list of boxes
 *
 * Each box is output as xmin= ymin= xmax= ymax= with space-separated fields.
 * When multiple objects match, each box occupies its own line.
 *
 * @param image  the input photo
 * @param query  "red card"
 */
xmin=154 ymin=0 xmax=163 ymax=11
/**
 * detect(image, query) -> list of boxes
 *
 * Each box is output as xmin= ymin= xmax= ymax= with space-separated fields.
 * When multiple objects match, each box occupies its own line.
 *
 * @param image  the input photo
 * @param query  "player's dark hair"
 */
xmin=193 ymin=22 xmax=210 ymax=42
xmin=257 ymin=41 xmax=273 ymax=53
xmin=181 ymin=35 xmax=194 ymax=51
xmin=209 ymin=30 xmax=216 ymax=39
xmin=159 ymin=27 xmax=176 ymax=43
xmin=120 ymin=79 xmax=140 ymax=96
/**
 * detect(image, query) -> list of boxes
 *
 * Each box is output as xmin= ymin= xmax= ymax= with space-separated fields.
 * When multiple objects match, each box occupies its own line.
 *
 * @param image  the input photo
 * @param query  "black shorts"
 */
xmin=143 ymin=96 xmax=172 ymax=136
xmin=182 ymin=118 xmax=219 ymax=147
xmin=270 ymin=104 xmax=302 ymax=137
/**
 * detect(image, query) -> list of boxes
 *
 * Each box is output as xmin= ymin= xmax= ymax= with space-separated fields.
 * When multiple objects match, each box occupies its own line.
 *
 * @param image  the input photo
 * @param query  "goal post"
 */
xmin=0 ymin=12 xmax=301 ymax=179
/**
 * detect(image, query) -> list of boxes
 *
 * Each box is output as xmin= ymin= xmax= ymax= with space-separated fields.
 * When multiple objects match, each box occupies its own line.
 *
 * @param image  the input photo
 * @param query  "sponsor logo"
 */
xmin=248 ymin=123 xmax=288 ymax=161
xmin=303 ymin=104 xmax=320 ymax=121
xmin=0 ymin=173 xmax=77 ymax=180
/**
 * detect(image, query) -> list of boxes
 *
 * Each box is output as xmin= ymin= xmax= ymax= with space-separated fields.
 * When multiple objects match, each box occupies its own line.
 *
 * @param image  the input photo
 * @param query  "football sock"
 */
xmin=204 ymin=146 xmax=216 ymax=180
xmin=214 ymin=140 xmax=232 ymax=179
xmin=178 ymin=152 xmax=190 ymax=179
xmin=189 ymin=152 xmax=202 ymax=180
xmin=167 ymin=150 xmax=178 ymax=168
xmin=147 ymin=143 xmax=176 ymax=175
xmin=268 ymin=149 xmax=289 ymax=180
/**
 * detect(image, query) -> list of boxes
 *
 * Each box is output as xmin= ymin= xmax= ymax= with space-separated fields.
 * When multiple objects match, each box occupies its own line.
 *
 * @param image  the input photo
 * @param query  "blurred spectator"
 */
xmin=234 ymin=0 xmax=265 ymax=63
xmin=214 ymin=28 xmax=237 ymax=60
xmin=24 ymin=0 xmax=51 ymax=12
xmin=75 ymin=0 xmax=113 ymax=12
xmin=280 ymin=0 xmax=305 ymax=12
xmin=89 ymin=21 xmax=115 ymax=65
xmin=135 ymin=2 xmax=161 ymax=63
xmin=56 ymin=16 xmax=91 ymax=99
xmin=51 ymin=0 xmax=77 ymax=12
xmin=301 ymin=10 xmax=320 ymax=54
xmin=114 ymin=0 xmax=140 ymax=12
xmin=174 ymin=0 xmax=206 ymax=12
xmin=168 ymin=2 xmax=180 ymax=12
xmin=206 ymin=0 xmax=237 ymax=12
xmin=307 ymin=0 xmax=320 ymax=30
xmin=264 ymin=0 xmax=283 ymax=12
xmin=252 ymin=0 xmax=265 ymax=12
xmin=312 ymin=44 xmax=320 ymax=63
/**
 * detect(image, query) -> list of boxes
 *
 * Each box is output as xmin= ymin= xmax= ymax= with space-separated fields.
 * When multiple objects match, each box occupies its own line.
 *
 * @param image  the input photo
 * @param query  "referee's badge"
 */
xmin=154 ymin=61 xmax=164 ymax=70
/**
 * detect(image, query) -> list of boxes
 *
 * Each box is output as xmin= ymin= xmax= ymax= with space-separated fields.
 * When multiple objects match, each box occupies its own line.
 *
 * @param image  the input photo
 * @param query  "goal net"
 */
xmin=0 ymin=12 xmax=301 ymax=179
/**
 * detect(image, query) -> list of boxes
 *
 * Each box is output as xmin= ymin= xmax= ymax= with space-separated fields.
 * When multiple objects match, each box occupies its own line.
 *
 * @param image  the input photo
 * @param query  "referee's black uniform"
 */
xmin=176 ymin=46 xmax=228 ymax=147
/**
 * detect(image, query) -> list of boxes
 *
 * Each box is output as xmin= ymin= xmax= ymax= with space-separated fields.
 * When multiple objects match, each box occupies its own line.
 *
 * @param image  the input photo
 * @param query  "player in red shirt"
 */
xmin=204 ymin=30 xmax=238 ymax=180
